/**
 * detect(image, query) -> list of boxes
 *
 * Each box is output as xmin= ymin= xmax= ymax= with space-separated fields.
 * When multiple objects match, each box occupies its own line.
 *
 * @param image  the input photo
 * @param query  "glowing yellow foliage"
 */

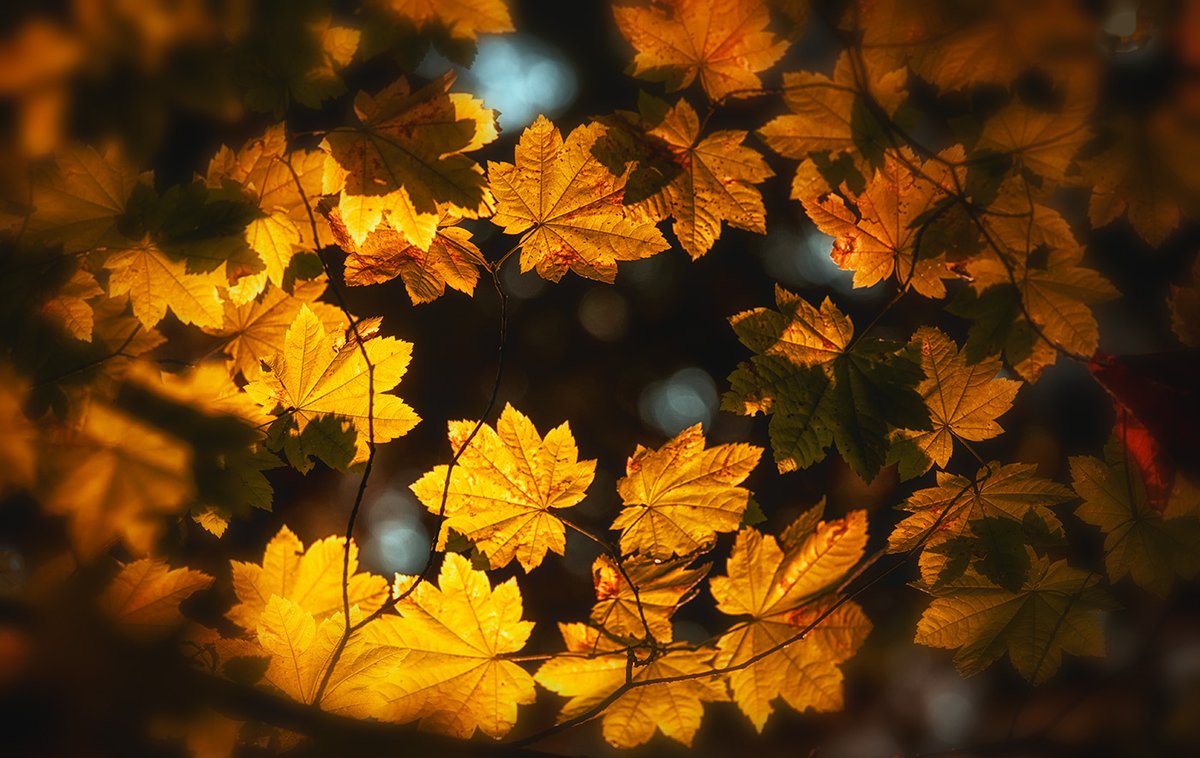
xmin=380 ymin=0 xmax=514 ymax=41
xmin=590 ymin=554 xmax=708 ymax=643
xmin=100 ymin=558 xmax=213 ymax=634
xmin=612 ymin=423 xmax=762 ymax=558
xmin=709 ymin=509 xmax=870 ymax=730
xmin=322 ymin=75 xmax=497 ymax=247
xmin=889 ymin=328 xmax=1021 ymax=479
xmin=257 ymin=598 xmax=405 ymax=718
xmin=243 ymin=304 xmax=419 ymax=465
xmin=535 ymin=623 xmax=726 ymax=748
xmin=411 ymin=404 xmax=595 ymax=571
xmin=207 ymin=125 xmax=327 ymax=288
xmin=44 ymin=403 xmax=193 ymax=559
xmin=488 ymin=116 xmax=669 ymax=282
xmin=105 ymin=239 xmax=225 ymax=329
xmin=637 ymin=98 xmax=772 ymax=258
xmin=372 ymin=553 xmax=536 ymax=739
xmin=204 ymin=280 xmax=346 ymax=378
xmin=613 ymin=0 xmax=787 ymax=101
xmin=228 ymin=525 xmax=388 ymax=632
xmin=329 ymin=205 xmax=485 ymax=303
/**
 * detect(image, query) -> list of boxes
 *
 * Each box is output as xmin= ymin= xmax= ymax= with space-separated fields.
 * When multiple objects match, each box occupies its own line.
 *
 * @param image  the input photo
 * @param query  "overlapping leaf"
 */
xmin=889 ymin=327 xmax=1021 ymax=479
xmin=723 ymin=286 xmax=930 ymax=480
xmin=916 ymin=555 xmax=1112 ymax=685
xmin=411 ymin=404 xmax=594 ymax=571
xmin=100 ymin=558 xmax=213 ymax=634
xmin=372 ymin=553 xmax=536 ymax=739
xmin=612 ymin=423 xmax=761 ymax=558
xmin=228 ymin=525 xmax=389 ymax=632
xmin=487 ymin=116 xmax=668 ymax=282
xmin=631 ymin=97 xmax=773 ymax=258
xmin=244 ymin=304 xmax=418 ymax=466
xmin=613 ymin=0 xmax=787 ymax=101
xmin=590 ymin=554 xmax=708 ymax=643
xmin=710 ymin=507 xmax=871 ymax=730
xmin=1071 ymin=438 xmax=1200 ymax=597
xmin=535 ymin=623 xmax=726 ymax=748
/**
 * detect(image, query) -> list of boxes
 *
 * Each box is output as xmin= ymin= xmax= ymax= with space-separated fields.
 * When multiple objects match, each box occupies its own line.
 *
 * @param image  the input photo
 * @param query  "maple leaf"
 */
xmin=613 ymin=0 xmax=788 ymax=102
xmin=977 ymin=99 xmax=1090 ymax=186
xmin=723 ymin=286 xmax=930 ymax=480
xmin=410 ymin=404 xmax=595 ymax=571
xmin=758 ymin=52 xmax=907 ymax=164
xmin=534 ymin=623 xmax=727 ymax=748
xmin=889 ymin=463 xmax=1074 ymax=586
xmin=1071 ymin=438 xmax=1200 ymax=597
xmin=802 ymin=147 xmax=964 ymax=298
xmin=100 ymin=558 xmax=213 ymax=634
xmin=322 ymin=74 xmax=497 ymax=247
xmin=228 ymin=525 xmax=389 ymax=632
xmin=632 ymin=97 xmax=773 ymax=258
xmin=916 ymin=555 xmax=1112 ymax=685
xmin=379 ymin=0 xmax=514 ymax=42
xmin=611 ymin=423 xmax=762 ymax=559
xmin=203 ymin=280 xmax=347 ymax=379
xmin=371 ymin=553 xmax=536 ymax=739
xmin=43 ymin=403 xmax=194 ymax=559
xmin=42 ymin=268 xmax=102 ymax=341
xmin=487 ymin=116 xmax=669 ymax=282
xmin=888 ymin=327 xmax=1021 ymax=479
xmin=104 ymin=238 xmax=225 ymax=329
xmin=709 ymin=507 xmax=871 ymax=730
xmin=257 ymin=597 xmax=405 ymax=718
xmin=590 ymin=554 xmax=708 ymax=643
xmin=328 ymin=205 xmax=486 ymax=304
xmin=206 ymin=125 xmax=327 ymax=288
xmin=243 ymin=304 xmax=419 ymax=466
xmin=28 ymin=143 xmax=143 ymax=251
xmin=1084 ymin=112 xmax=1187 ymax=247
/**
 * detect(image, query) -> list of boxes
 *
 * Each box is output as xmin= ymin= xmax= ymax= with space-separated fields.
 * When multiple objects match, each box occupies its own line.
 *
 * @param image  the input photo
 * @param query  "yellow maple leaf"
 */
xmin=889 ymin=327 xmax=1021 ymax=479
xmin=709 ymin=508 xmax=870 ymax=730
xmin=590 ymin=553 xmax=708 ymax=643
xmin=41 ymin=267 xmax=102 ymax=341
xmin=1071 ymin=439 xmax=1200 ymax=597
xmin=758 ymin=52 xmax=907 ymax=162
xmin=612 ymin=423 xmax=762 ymax=558
xmin=243 ymin=304 xmax=419 ymax=465
xmin=322 ymin=74 xmax=497 ymax=247
xmin=916 ymin=555 xmax=1112 ymax=685
xmin=329 ymin=205 xmax=486 ymax=304
xmin=256 ymin=597 xmax=405 ymax=718
xmin=379 ymin=0 xmax=514 ymax=42
xmin=613 ymin=0 xmax=788 ymax=102
xmin=206 ymin=125 xmax=327 ymax=288
xmin=28 ymin=143 xmax=144 ymax=251
xmin=889 ymin=463 xmax=1074 ymax=585
xmin=977 ymin=99 xmax=1090 ymax=186
xmin=534 ymin=622 xmax=727 ymax=748
xmin=802 ymin=147 xmax=965 ymax=298
xmin=371 ymin=553 xmax=536 ymax=739
xmin=635 ymin=98 xmax=772 ymax=258
xmin=100 ymin=557 xmax=213 ymax=634
xmin=228 ymin=524 xmax=389 ymax=632
xmin=410 ymin=404 xmax=595 ymax=571
xmin=43 ymin=403 xmax=193 ymax=559
xmin=104 ymin=238 xmax=225 ymax=329
xmin=487 ymin=116 xmax=669 ymax=282
xmin=203 ymin=280 xmax=347 ymax=379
